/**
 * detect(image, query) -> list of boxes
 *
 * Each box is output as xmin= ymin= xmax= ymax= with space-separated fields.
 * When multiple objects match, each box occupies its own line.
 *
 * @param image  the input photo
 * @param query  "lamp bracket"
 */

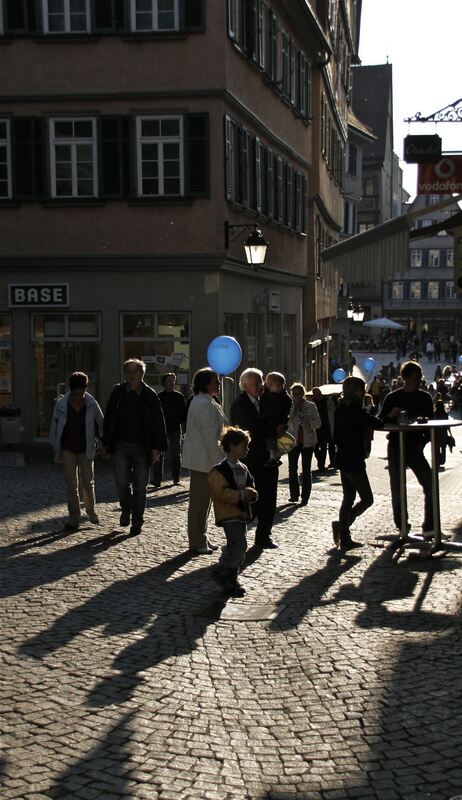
xmin=224 ymin=221 xmax=259 ymax=249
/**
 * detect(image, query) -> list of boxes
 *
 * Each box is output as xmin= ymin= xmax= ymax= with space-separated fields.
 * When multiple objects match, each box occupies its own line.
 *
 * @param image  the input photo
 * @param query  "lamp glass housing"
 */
xmin=244 ymin=228 xmax=268 ymax=265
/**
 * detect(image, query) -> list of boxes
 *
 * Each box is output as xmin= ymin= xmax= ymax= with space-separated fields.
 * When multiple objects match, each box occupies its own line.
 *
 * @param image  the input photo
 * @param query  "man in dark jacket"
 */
xmin=230 ymin=368 xmax=279 ymax=549
xmin=150 ymin=373 xmax=187 ymax=487
xmin=379 ymin=360 xmax=434 ymax=534
xmin=333 ymin=377 xmax=383 ymax=550
xmin=102 ymin=359 xmax=167 ymax=536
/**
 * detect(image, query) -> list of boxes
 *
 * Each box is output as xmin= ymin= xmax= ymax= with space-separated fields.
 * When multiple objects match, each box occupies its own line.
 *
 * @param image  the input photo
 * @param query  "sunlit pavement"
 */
xmin=1 ymin=429 xmax=462 ymax=800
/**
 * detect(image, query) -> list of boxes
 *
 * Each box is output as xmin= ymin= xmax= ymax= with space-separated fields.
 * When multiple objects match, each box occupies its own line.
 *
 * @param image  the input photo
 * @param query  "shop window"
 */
xmin=266 ymin=314 xmax=277 ymax=371
xmin=0 ymin=314 xmax=12 ymax=406
xmin=246 ymin=313 xmax=258 ymax=367
xmin=121 ymin=311 xmax=190 ymax=393
xmin=68 ymin=314 xmax=100 ymax=338
xmin=42 ymin=0 xmax=90 ymax=34
xmin=282 ymin=314 xmax=296 ymax=384
xmin=33 ymin=313 xmax=100 ymax=340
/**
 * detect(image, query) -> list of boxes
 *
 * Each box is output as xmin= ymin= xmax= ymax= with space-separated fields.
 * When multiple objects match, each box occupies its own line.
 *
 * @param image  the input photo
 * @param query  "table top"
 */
xmin=384 ymin=419 xmax=462 ymax=432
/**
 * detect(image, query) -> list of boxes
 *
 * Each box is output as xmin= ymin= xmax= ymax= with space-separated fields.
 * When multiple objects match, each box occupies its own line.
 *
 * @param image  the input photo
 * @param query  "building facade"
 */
xmin=0 ymin=0 xmax=362 ymax=442
xmin=384 ymin=195 xmax=461 ymax=340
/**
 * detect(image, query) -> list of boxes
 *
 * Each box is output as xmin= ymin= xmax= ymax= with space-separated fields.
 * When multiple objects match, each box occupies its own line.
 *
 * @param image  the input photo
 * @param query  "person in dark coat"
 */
xmin=102 ymin=358 xmax=167 ymax=536
xmin=230 ymin=368 xmax=279 ymax=549
xmin=379 ymin=360 xmax=434 ymax=534
xmin=332 ymin=377 xmax=383 ymax=550
xmin=150 ymin=373 xmax=187 ymax=487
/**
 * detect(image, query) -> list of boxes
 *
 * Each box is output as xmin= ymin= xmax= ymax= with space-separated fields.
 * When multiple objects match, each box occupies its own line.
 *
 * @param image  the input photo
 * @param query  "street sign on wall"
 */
xmin=417 ymin=156 xmax=462 ymax=194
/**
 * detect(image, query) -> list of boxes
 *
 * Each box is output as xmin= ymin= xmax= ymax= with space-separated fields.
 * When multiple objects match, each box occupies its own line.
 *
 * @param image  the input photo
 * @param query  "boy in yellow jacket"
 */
xmin=208 ymin=427 xmax=258 ymax=597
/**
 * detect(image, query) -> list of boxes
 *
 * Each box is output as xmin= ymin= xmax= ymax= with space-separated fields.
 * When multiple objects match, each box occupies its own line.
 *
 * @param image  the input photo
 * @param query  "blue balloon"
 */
xmin=363 ymin=357 xmax=376 ymax=372
xmin=332 ymin=368 xmax=347 ymax=383
xmin=207 ymin=336 xmax=242 ymax=375
xmin=458 ymin=354 xmax=462 ymax=364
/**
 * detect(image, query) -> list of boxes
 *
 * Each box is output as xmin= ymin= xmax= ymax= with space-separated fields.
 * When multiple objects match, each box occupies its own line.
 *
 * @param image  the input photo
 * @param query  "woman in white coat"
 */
xmin=50 ymin=371 xmax=104 ymax=530
xmin=287 ymin=383 xmax=321 ymax=506
xmin=182 ymin=368 xmax=227 ymax=553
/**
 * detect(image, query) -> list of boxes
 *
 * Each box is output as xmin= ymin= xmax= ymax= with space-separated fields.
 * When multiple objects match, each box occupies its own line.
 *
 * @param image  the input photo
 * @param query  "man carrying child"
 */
xmin=259 ymin=371 xmax=293 ymax=464
xmin=209 ymin=427 xmax=258 ymax=597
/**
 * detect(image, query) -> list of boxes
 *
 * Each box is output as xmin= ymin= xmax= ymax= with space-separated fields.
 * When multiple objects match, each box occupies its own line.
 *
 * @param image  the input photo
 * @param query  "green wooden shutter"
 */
xmin=100 ymin=117 xmax=130 ymax=198
xmin=12 ymin=118 xmax=44 ymax=199
xmin=240 ymin=129 xmax=250 ymax=207
xmin=227 ymin=0 xmax=237 ymax=39
xmin=266 ymin=148 xmax=274 ymax=218
xmin=186 ymin=113 xmax=209 ymax=196
xmin=183 ymin=0 xmax=204 ymax=31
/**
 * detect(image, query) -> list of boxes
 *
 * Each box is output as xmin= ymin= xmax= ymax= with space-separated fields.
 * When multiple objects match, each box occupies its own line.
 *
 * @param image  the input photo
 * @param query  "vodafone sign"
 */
xmin=417 ymin=156 xmax=462 ymax=194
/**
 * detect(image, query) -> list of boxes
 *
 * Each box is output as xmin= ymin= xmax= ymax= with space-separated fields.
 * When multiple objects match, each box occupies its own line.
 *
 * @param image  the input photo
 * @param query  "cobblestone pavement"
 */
xmin=1 ymin=427 xmax=462 ymax=800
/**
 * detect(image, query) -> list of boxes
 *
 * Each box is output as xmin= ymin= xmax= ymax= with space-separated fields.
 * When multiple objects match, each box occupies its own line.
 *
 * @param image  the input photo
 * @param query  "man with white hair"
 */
xmin=230 ymin=368 xmax=279 ymax=549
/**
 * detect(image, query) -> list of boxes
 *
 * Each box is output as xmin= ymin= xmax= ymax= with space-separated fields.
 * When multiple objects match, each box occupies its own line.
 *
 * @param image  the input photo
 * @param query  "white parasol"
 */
xmin=362 ymin=317 xmax=404 ymax=330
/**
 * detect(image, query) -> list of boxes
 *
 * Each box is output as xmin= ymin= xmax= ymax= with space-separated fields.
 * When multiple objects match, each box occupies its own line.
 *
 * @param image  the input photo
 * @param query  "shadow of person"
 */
xmin=47 ymin=711 xmax=136 ymax=799
xmin=268 ymin=550 xmax=362 ymax=632
xmin=0 ymin=529 xmax=132 ymax=599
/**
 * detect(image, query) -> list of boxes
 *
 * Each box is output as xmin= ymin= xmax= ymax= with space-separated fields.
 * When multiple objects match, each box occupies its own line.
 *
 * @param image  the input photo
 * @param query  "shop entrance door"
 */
xmin=35 ymin=341 xmax=100 ymax=437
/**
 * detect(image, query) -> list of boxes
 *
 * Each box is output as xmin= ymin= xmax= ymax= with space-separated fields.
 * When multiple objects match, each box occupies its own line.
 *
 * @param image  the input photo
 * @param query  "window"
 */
xmin=121 ymin=311 xmax=190 ymax=389
xmin=0 ymin=315 xmax=12 ymax=406
xmin=33 ymin=313 xmax=100 ymax=340
xmin=410 ymin=281 xmax=421 ymax=299
xmin=410 ymin=249 xmax=422 ymax=268
xmin=445 ymin=281 xmax=456 ymax=299
xmin=428 ymin=249 xmax=440 ymax=267
xmin=136 ymin=116 xmax=183 ymax=197
xmin=130 ymin=0 xmax=178 ymax=31
xmin=447 ymin=248 xmax=454 ymax=267
xmin=363 ymin=178 xmax=375 ymax=196
xmin=428 ymin=194 xmax=440 ymax=205
xmin=359 ymin=222 xmax=373 ymax=233
xmin=392 ymin=281 xmax=403 ymax=299
xmin=0 ymin=119 xmax=12 ymax=199
xmin=281 ymin=31 xmax=290 ymax=97
xmin=246 ymin=314 xmax=258 ymax=367
xmin=427 ymin=281 xmax=439 ymax=299
xmin=343 ymin=201 xmax=357 ymax=235
xmin=43 ymin=0 xmax=90 ymax=33
xmin=416 ymin=218 xmax=432 ymax=229
xmin=50 ymin=118 xmax=97 ymax=198
xmin=347 ymin=143 xmax=357 ymax=176
xmin=296 ymin=53 xmax=312 ymax=119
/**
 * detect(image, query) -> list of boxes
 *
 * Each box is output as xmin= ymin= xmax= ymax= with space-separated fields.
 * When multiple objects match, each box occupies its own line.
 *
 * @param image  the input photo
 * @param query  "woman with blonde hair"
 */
xmin=287 ymin=383 xmax=321 ymax=505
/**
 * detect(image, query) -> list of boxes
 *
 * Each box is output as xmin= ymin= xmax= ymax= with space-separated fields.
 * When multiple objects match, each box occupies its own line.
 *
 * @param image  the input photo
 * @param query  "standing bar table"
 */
xmin=384 ymin=419 xmax=462 ymax=554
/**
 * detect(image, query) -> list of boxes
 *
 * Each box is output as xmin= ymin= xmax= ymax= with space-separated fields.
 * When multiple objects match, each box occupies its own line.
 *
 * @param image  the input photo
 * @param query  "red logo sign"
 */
xmin=417 ymin=156 xmax=462 ymax=194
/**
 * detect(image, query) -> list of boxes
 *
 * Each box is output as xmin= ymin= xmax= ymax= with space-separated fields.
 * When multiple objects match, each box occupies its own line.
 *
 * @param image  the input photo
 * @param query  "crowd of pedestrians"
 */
xmin=50 ymin=352 xmax=461 ymax=597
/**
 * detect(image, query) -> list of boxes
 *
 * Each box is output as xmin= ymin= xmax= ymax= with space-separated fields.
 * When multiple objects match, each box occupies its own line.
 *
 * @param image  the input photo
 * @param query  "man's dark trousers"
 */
xmin=250 ymin=462 xmax=278 ymax=546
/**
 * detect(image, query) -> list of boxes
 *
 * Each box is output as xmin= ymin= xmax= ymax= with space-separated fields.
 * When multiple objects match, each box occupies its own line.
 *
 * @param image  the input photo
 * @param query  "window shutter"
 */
xmin=256 ymin=0 xmax=264 ymax=68
xmin=302 ymin=175 xmax=307 ymax=233
xmin=240 ymin=129 xmax=250 ymax=207
xmin=5 ymin=0 xmax=36 ymax=31
xmin=94 ymin=0 xmax=126 ymax=31
xmin=100 ymin=117 xmax=130 ymax=198
xmin=227 ymin=0 xmax=237 ymax=39
xmin=186 ymin=113 xmax=209 ymax=196
xmin=276 ymin=156 xmax=283 ymax=223
xmin=224 ymin=115 xmax=235 ymax=201
xmin=295 ymin=172 xmax=302 ymax=231
xmin=183 ymin=0 xmax=204 ymax=31
xmin=12 ymin=118 xmax=44 ymax=199
xmin=255 ymin=139 xmax=262 ymax=213
xmin=285 ymin=164 xmax=293 ymax=226
xmin=266 ymin=148 xmax=274 ymax=218
xmin=244 ymin=0 xmax=256 ymax=58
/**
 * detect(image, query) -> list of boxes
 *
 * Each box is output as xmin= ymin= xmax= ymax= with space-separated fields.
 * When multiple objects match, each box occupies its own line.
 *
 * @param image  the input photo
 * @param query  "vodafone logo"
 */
xmin=435 ymin=158 xmax=456 ymax=179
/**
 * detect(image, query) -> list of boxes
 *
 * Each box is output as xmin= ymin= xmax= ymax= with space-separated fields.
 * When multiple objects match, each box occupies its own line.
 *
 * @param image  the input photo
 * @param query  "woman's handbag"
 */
xmin=276 ymin=431 xmax=296 ymax=454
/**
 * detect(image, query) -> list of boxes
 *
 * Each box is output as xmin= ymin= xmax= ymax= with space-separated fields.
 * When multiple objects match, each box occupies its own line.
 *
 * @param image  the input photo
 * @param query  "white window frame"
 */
xmin=445 ymin=281 xmax=455 ymax=299
xmin=136 ymin=115 xmax=184 ymax=198
xmin=447 ymin=248 xmax=454 ymax=267
xmin=130 ymin=0 xmax=179 ymax=32
xmin=410 ymin=281 xmax=421 ymax=300
xmin=428 ymin=248 xmax=440 ymax=267
xmin=49 ymin=117 xmax=98 ymax=199
xmin=427 ymin=281 xmax=439 ymax=299
xmin=410 ymin=249 xmax=422 ymax=268
xmin=42 ymin=0 xmax=91 ymax=34
xmin=392 ymin=281 xmax=403 ymax=300
xmin=0 ymin=118 xmax=12 ymax=200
